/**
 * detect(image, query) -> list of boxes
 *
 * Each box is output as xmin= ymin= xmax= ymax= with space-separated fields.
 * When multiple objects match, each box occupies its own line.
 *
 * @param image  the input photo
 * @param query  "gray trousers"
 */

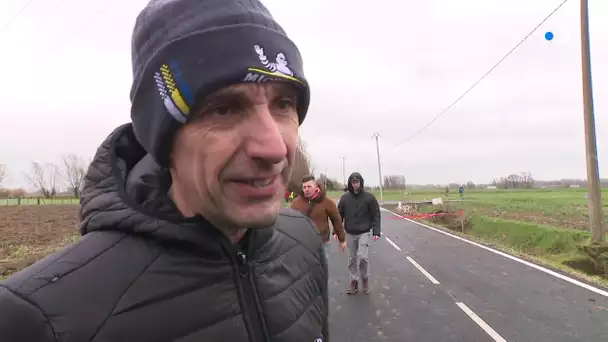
xmin=323 ymin=242 xmax=330 ymax=260
xmin=347 ymin=231 xmax=372 ymax=282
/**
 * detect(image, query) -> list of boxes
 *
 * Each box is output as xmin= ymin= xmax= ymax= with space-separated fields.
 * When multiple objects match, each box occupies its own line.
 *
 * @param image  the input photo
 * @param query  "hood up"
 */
xmin=346 ymin=172 xmax=364 ymax=195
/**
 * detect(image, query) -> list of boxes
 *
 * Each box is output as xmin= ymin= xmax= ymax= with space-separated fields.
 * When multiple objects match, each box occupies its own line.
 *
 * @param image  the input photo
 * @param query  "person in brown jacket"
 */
xmin=291 ymin=175 xmax=346 ymax=257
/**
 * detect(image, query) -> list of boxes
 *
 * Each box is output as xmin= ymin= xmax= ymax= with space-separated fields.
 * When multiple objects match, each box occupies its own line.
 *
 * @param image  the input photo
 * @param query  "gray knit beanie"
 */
xmin=129 ymin=0 xmax=310 ymax=167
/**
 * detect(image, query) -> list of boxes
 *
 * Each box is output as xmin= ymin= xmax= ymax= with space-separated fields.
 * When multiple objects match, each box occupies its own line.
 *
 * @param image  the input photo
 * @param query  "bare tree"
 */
xmin=520 ymin=172 xmax=535 ymax=188
xmin=26 ymin=162 xmax=61 ymax=198
xmin=492 ymin=172 xmax=535 ymax=189
xmin=62 ymin=154 xmax=87 ymax=198
xmin=383 ymin=175 xmax=406 ymax=189
xmin=0 ymin=164 xmax=6 ymax=186
xmin=288 ymin=136 xmax=313 ymax=194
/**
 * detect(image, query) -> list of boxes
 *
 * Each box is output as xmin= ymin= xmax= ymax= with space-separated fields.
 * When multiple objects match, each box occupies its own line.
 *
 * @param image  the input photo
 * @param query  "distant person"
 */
xmin=0 ymin=0 xmax=328 ymax=341
xmin=291 ymin=175 xmax=347 ymax=257
xmin=339 ymin=172 xmax=381 ymax=294
xmin=445 ymin=186 xmax=449 ymax=197
xmin=459 ymin=185 xmax=465 ymax=199
xmin=284 ymin=189 xmax=291 ymax=203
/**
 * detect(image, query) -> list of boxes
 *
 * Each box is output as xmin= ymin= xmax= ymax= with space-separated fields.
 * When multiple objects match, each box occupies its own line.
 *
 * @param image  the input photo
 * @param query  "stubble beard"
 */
xmin=221 ymin=163 xmax=291 ymax=231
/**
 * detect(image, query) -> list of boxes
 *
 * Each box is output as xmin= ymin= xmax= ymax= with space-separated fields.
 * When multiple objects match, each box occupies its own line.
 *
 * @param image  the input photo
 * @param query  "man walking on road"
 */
xmin=291 ymin=175 xmax=347 ymax=257
xmin=339 ymin=172 xmax=381 ymax=294
xmin=0 ymin=0 xmax=328 ymax=341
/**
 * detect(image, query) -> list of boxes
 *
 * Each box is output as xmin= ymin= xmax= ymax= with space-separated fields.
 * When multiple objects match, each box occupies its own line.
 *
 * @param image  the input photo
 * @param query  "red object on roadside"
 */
xmin=389 ymin=211 xmax=465 ymax=220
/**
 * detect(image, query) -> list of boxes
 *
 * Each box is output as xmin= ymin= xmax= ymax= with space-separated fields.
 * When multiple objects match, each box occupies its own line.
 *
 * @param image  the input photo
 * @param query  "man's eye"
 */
xmin=276 ymin=98 xmax=295 ymax=110
xmin=212 ymin=106 xmax=231 ymax=116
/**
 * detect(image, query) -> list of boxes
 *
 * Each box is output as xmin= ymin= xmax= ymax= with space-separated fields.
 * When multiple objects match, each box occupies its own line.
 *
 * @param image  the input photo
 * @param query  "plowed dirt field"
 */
xmin=0 ymin=205 xmax=80 ymax=278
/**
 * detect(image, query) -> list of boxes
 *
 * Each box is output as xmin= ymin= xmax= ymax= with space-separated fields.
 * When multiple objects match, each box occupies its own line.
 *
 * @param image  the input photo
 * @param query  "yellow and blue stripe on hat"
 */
xmin=153 ymin=61 xmax=194 ymax=124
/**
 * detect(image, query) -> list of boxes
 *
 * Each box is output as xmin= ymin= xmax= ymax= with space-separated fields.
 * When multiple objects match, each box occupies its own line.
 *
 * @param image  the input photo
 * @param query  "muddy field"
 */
xmin=0 ymin=205 xmax=81 ymax=278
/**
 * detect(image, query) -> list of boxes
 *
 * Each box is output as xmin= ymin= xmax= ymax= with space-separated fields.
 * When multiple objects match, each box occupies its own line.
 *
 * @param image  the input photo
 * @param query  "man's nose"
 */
xmin=244 ymin=106 xmax=287 ymax=165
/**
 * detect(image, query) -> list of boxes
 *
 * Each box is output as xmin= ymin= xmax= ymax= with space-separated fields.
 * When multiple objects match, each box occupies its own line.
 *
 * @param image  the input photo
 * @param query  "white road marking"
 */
xmin=384 ymin=237 xmax=402 ymax=251
xmin=381 ymin=208 xmax=608 ymax=298
xmin=407 ymin=256 xmax=440 ymax=284
xmin=456 ymin=302 xmax=507 ymax=342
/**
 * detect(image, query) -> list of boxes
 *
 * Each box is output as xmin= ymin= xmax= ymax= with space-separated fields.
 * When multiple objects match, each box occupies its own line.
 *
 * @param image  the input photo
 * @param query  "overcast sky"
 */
xmin=0 ymin=0 xmax=606 ymax=189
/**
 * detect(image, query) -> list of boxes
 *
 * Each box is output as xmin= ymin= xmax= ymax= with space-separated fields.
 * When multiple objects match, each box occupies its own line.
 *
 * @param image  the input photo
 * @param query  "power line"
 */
xmin=372 ymin=133 xmax=384 ymax=201
xmin=12 ymin=0 xmax=70 ymax=50
xmin=386 ymin=0 xmax=571 ymax=150
xmin=343 ymin=0 xmax=571 ymax=178
xmin=12 ymin=0 xmax=126 ymax=55
xmin=0 ymin=0 xmax=36 ymax=32
xmin=347 ymin=134 xmax=390 ymax=170
xmin=4 ymin=0 xmax=114 ymax=51
xmin=55 ymin=0 xmax=118 ymax=53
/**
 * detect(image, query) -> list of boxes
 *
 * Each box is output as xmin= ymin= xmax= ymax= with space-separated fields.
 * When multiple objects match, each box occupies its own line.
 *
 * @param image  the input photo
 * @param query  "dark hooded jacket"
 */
xmin=0 ymin=124 xmax=328 ymax=342
xmin=338 ymin=172 xmax=381 ymax=236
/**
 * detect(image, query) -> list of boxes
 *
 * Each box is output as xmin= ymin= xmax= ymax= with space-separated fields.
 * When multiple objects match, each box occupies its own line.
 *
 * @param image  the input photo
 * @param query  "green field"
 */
xmin=0 ymin=198 xmax=80 ymax=206
xmin=328 ymin=188 xmax=608 ymax=230
xmin=1 ymin=188 xmax=606 ymax=282
xmin=329 ymin=188 xmax=608 ymax=283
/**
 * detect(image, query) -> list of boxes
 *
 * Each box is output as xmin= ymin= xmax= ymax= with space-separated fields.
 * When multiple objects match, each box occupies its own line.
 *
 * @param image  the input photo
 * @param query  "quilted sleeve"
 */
xmin=0 ymin=286 xmax=56 ymax=341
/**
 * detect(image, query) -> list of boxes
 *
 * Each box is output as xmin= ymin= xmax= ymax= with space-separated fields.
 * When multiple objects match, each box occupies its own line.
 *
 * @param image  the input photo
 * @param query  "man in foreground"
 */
xmin=291 ymin=175 xmax=347 ymax=257
xmin=339 ymin=172 xmax=381 ymax=294
xmin=0 ymin=0 xmax=328 ymax=341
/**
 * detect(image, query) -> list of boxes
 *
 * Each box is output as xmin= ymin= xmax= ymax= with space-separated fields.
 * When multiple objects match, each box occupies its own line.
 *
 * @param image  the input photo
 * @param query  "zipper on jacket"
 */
xmin=235 ymin=250 xmax=268 ymax=342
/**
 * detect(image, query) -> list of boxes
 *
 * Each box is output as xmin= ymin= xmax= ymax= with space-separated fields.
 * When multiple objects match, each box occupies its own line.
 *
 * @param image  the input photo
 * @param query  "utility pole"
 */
xmin=341 ymin=156 xmax=347 ymax=188
xmin=372 ymin=133 xmax=384 ymax=203
xmin=580 ymin=0 xmax=605 ymax=242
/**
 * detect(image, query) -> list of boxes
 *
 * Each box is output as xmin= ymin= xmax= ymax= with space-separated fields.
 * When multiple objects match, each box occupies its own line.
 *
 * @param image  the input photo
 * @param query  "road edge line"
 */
xmin=455 ymin=302 xmax=507 ymax=342
xmin=406 ymin=256 xmax=440 ymax=284
xmin=381 ymin=207 xmax=608 ymax=298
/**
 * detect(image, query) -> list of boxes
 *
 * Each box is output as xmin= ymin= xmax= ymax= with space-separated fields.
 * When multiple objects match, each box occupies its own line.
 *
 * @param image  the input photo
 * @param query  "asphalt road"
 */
xmin=326 ymin=208 xmax=608 ymax=341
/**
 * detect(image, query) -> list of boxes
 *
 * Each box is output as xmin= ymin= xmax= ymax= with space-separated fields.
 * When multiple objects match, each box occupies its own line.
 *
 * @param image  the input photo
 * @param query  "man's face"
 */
xmin=171 ymin=82 xmax=299 ymax=229
xmin=302 ymin=180 xmax=318 ymax=199
xmin=351 ymin=179 xmax=361 ymax=192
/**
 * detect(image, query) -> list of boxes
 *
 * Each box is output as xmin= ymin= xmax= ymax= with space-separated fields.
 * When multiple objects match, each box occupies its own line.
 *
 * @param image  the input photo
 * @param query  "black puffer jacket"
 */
xmin=0 ymin=124 xmax=328 ymax=342
xmin=338 ymin=172 xmax=381 ymax=236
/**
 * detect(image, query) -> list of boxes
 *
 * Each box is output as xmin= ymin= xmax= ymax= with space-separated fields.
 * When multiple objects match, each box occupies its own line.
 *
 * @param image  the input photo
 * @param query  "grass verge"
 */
xmin=0 ymin=234 xmax=80 ymax=280
xmin=382 ymin=204 xmax=608 ymax=289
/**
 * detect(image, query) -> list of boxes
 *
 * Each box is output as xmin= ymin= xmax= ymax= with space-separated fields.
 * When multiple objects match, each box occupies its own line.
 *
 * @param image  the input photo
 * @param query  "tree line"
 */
xmin=4 ymin=150 xmax=604 ymax=198
xmin=379 ymin=172 xmax=536 ymax=190
xmin=0 ymin=136 xmax=317 ymax=199
xmin=0 ymin=154 xmax=88 ymax=199
xmin=491 ymin=172 xmax=535 ymax=189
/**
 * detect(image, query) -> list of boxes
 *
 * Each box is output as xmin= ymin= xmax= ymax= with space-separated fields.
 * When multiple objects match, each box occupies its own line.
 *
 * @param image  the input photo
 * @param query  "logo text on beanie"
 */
xmin=243 ymin=44 xmax=305 ymax=86
xmin=254 ymin=44 xmax=293 ymax=76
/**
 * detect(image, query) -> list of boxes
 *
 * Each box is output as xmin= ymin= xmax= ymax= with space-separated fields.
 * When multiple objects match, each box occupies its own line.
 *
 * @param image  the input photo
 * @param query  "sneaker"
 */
xmin=362 ymin=279 xmax=369 ymax=294
xmin=346 ymin=280 xmax=359 ymax=295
